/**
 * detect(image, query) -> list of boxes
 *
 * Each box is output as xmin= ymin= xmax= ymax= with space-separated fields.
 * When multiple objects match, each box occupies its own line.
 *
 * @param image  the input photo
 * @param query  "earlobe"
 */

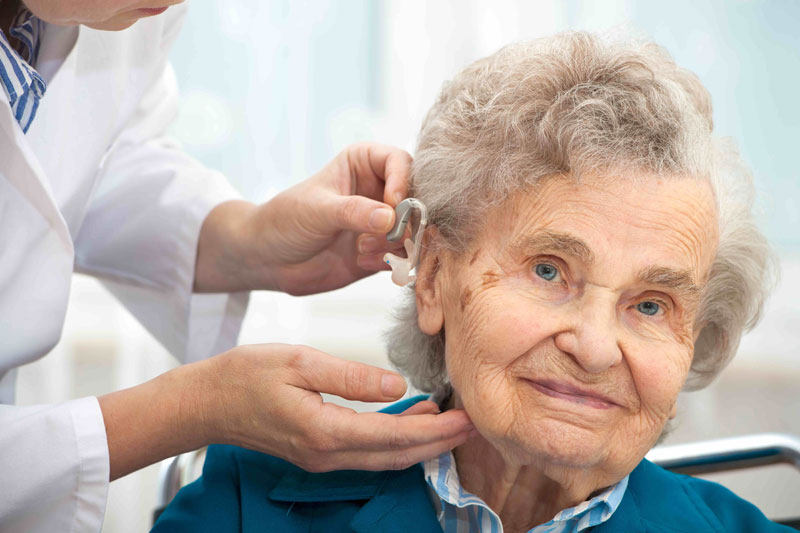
xmin=669 ymin=403 xmax=678 ymax=420
xmin=415 ymin=229 xmax=445 ymax=336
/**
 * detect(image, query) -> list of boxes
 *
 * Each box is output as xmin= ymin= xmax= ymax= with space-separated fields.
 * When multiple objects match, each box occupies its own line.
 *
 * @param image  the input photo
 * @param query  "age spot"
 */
xmin=481 ymin=270 xmax=501 ymax=288
xmin=460 ymin=287 xmax=473 ymax=311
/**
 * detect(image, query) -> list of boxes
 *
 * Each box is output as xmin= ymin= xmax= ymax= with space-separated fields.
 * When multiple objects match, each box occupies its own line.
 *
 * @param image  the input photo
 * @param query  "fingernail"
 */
xmin=381 ymin=374 xmax=406 ymax=397
xmin=358 ymin=235 xmax=382 ymax=254
xmin=393 ymin=192 xmax=405 ymax=206
xmin=369 ymin=207 xmax=394 ymax=232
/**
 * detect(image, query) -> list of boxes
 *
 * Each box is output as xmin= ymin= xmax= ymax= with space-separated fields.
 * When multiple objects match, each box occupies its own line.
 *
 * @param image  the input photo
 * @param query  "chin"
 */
xmin=86 ymin=14 xmax=140 ymax=31
xmin=513 ymin=417 xmax=613 ymax=469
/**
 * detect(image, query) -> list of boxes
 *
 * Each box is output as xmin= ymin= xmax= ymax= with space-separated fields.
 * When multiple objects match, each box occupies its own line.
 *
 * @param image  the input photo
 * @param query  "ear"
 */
xmin=669 ymin=402 xmax=678 ymax=420
xmin=693 ymin=321 xmax=706 ymax=343
xmin=415 ymin=227 xmax=445 ymax=336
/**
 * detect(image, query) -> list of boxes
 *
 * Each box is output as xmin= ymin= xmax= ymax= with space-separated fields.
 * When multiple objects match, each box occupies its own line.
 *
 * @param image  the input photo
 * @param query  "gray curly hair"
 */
xmin=386 ymin=32 xmax=776 ymax=400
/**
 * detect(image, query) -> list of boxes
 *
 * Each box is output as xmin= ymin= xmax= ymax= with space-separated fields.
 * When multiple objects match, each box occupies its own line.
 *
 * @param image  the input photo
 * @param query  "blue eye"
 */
xmin=636 ymin=301 xmax=660 ymax=316
xmin=534 ymin=263 xmax=559 ymax=281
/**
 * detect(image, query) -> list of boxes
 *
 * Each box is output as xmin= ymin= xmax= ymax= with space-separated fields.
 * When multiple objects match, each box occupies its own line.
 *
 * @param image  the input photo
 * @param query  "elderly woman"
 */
xmin=153 ymin=32 xmax=789 ymax=532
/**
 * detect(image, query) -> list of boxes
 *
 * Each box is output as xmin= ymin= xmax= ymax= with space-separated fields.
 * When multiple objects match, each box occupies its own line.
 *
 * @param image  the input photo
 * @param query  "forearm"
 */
xmin=193 ymin=199 xmax=266 ymax=293
xmin=98 ymin=359 xmax=215 ymax=481
xmin=98 ymin=343 xmax=473 ymax=482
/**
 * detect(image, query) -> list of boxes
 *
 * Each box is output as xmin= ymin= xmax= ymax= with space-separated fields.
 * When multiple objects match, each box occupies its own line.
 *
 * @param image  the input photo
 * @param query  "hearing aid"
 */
xmin=384 ymin=198 xmax=428 ymax=286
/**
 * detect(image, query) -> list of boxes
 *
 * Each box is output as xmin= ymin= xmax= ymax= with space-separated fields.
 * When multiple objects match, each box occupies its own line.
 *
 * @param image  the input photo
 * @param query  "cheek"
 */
xmin=447 ymin=287 xmax=560 ymax=375
xmin=444 ymin=288 xmax=563 ymax=426
xmin=626 ymin=340 xmax=691 ymax=417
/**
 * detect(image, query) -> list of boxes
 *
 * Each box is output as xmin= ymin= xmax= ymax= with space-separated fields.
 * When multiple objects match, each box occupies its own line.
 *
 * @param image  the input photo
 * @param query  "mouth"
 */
xmin=524 ymin=379 xmax=618 ymax=410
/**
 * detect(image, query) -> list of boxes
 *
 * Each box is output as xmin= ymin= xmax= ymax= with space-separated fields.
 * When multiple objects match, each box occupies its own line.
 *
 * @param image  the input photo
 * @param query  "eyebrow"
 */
xmin=510 ymin=230 xmax=703 ymax=302
xmin=509 ymin=230 xmax=595 ymax=264
xmin=637 ymin=266 xmax=702 ymax=302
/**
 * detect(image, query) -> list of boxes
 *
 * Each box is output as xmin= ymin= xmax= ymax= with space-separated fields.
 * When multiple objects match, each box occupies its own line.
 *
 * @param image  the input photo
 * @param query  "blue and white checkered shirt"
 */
xmin=423 ymin=450 xmax=629 ymax=533
xmin=0 ymin=3 xmax=46 ymax=133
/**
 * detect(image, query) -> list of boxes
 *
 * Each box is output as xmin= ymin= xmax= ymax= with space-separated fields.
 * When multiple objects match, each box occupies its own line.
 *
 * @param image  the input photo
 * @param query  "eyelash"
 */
xmin=634 ymin=297 xmax=671 ymax=318
xmin=531 ymin=257 xmax=568 ymax=285
xmin=530 ymin=257 xmax=672 ymax=317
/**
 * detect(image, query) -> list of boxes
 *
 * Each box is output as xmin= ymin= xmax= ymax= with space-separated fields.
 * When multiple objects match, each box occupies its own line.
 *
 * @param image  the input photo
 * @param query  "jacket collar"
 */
xmin=267 ymin=458 xmax=724 ymax=533
xmin=593 ymin=459 xmax=722 ymax=533
xmin=268 ymin=463 xmax=442 ymax=533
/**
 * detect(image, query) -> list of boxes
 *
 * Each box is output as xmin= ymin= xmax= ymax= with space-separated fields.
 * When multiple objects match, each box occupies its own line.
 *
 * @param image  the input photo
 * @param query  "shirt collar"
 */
xmin=422 ymin=450 xmax=629 ymax=533
xmin=5 ymin=3 xmax=43 ymax=65
xmin=0 ymin=2 xmax=46 ymax=132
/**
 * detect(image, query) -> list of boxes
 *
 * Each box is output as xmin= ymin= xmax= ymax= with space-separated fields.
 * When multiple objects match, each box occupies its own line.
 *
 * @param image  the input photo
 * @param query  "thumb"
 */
xmin=291 ymin=347 xmax=408 ymax=402
xmin=328 ymin=195 xmax=396 ymax=234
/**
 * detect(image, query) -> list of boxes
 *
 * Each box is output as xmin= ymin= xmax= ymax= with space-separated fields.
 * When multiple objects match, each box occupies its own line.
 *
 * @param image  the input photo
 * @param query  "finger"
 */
xmin=325 ymin=407 xmax=474 ymax=451
xmin=325 ymin=428 xmax=474 ymax=472
xmin=356 ymin=253 xmax=393 ymax=272
xmin=290 ymin=346 xmax=408 ymax=402
xmin=357 ymin=234 xmax=405 ymax=255
xmin=398 ymin=400 xmax=440 ymax=416
xmin=328 ymin=194 xmax=397 ymax=234
xmin=347 ymin=143 xmax=412 ymax=207
xmin=378 ymin=149 xmax=412 ymax=207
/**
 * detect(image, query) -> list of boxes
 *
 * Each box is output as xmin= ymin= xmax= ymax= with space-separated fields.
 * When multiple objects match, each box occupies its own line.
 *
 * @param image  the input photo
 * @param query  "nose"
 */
xmin=554 ymin=291 xmax=622 ymax=373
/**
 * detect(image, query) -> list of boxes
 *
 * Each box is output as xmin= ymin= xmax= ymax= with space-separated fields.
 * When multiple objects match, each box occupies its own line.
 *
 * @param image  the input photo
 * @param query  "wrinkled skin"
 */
xmin=415 ymin=173 xmax=719 ymax=530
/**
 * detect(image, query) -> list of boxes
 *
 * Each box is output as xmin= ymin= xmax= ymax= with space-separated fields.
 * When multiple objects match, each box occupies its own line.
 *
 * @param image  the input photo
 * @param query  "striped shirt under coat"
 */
xmin=0 ymin=4 xmax=45 ymax=133
xmin=423 ymin=450 xmax=629 ymax=533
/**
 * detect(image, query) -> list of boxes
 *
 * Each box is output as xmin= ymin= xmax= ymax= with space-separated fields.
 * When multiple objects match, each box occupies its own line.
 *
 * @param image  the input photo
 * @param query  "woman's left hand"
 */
xmin=194 ymin=142 xmax=411 ymax=294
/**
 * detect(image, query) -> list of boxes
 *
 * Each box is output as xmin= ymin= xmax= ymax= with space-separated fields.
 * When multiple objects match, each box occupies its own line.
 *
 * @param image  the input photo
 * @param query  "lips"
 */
xmin=138 ymin=7 xmax=169 ymax=16
xmin=525 ymin=379 xmax=619 ymax=409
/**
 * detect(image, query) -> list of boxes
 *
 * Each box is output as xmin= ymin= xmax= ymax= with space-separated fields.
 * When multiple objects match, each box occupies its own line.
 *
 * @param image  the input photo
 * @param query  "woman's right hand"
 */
xmin=197 ymin=344 xmax=473 ymax=472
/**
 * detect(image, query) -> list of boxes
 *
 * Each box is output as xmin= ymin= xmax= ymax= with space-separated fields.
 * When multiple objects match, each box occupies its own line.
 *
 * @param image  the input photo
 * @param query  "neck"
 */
xmin=449 ymin=397 xmax=615 ymax=532
xmin=0 ymin=0 xmax=22 ymax=47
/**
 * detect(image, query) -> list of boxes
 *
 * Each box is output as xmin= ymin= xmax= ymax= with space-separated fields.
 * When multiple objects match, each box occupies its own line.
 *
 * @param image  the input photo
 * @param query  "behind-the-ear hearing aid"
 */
xmin=384 ymin=198 xmax=428 ymax=286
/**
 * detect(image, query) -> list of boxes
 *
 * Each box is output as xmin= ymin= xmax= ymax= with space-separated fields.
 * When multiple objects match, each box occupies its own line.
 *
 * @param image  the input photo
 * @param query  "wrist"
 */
xmin=195 ymin=200 xmax=264 ymax=292
xmin=170 ymin=357 xmax=223 ymax=448
xmin=237 ymin=198 xmax=283 ymax=292
xmin=98 ymin=361 xmax=215 ymax=480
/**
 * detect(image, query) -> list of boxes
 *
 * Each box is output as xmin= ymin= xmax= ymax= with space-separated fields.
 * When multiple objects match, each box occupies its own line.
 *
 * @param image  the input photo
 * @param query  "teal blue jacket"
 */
xmin=153 ymin=397 xmax=793 ymax=532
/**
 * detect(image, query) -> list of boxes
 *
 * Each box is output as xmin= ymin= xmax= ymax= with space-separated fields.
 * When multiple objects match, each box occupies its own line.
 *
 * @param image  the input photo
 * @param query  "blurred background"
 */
xmin=16 ymin=0 xmax=800 ymax=530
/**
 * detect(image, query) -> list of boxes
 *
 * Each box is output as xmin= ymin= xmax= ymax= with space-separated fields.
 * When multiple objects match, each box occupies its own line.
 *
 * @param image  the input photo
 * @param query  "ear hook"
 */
xmin=384 ymin=198 xmax=428 ymax=286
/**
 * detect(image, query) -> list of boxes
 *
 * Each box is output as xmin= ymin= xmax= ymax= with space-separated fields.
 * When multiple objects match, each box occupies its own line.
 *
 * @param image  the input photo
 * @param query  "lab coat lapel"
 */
xmin=0 ymin=21 xmax=85 ymax=253
xmin=0 ymin=94 xmax=74 ymax=373
xmin=24 ymin=23 xmax=107 ymax=240
xmin=0 ymin=96 xmax=71 ymax=253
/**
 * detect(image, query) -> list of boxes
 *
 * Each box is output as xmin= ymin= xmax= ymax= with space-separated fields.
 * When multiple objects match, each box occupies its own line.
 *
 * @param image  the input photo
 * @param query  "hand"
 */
xmin=200 ymin=344 xmax=474 ymax=472
xmin=194 ymin=143 xmax=413 ymax=295
xmin=252 ymin=142 xmax=411 ymax=295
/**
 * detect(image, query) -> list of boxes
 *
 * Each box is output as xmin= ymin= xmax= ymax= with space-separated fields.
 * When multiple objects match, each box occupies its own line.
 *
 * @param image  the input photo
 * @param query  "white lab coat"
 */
xmin=0 ymin=6 xmax=248 ymax=532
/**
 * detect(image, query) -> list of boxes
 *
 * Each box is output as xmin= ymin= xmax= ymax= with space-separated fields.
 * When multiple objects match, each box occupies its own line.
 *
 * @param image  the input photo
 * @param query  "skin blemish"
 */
xmin=481 ymin=270 xmax=502 ymax=288
xmin=460 ymin=287 xmax=473 ymax=311
xmin=469 ymin=249 xmax=481 ymax=266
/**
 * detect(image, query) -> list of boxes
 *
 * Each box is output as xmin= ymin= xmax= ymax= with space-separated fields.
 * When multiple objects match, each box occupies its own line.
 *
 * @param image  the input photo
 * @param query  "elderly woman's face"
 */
xmin=417 ymin=173 xmax=718 ymax=479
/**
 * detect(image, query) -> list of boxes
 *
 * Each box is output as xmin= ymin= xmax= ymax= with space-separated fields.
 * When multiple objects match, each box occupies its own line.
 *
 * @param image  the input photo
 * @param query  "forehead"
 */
xmin=482 ymin=173 xmax=719 ymax=277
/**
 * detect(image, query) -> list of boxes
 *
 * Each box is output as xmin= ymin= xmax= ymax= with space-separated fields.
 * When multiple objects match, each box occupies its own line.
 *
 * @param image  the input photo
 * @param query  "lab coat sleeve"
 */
xmin=73 ymin=25 xmax=249 ymax=364
xmin=0 ymin=397 xmax=109 ymax=532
